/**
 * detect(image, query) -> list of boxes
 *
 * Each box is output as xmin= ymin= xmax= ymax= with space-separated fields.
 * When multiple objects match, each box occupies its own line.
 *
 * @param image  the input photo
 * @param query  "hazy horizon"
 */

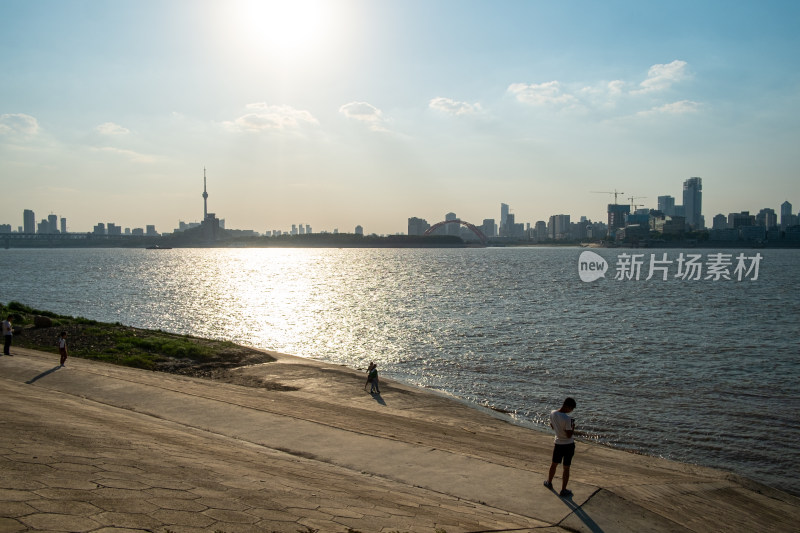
xmin=2 ymin=1 xmax=799 ymax=235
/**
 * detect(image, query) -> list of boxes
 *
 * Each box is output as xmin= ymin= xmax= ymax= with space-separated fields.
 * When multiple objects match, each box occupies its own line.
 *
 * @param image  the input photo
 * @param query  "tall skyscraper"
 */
xmin=23 ymin=209 xmax=35 ymax=234
xmin=48 ymin=214 xmax=58 ymax=234
xmin=445 ymin=212 xmax=459 ymax=236
xmin=202 ymin=167 xmax=209 ymax=220
xmin=500 ymin=203 xmax=509 ymax=231
xmin=683 ymin=177 xmax=703 ymax=230
xmin=607 ymin=204 xmax=630 ymax=236
xmin=781 ymin=201 xmax=794 ymax=228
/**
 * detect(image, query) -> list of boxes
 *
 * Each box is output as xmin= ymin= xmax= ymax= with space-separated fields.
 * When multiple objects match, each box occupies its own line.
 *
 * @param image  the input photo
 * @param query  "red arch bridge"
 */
xmin=423 ymin=219 xmax=488 ymax=245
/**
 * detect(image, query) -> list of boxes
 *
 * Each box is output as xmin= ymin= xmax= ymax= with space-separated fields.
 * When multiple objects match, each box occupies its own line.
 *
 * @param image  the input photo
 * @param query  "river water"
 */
xmin=1 ymin=246 xmax=798 ymax=494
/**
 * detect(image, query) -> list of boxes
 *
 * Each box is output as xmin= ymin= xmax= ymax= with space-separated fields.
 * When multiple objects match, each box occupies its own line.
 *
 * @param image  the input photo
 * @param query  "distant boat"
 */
xmin=146 ymin=245 xmax=172 ymax=250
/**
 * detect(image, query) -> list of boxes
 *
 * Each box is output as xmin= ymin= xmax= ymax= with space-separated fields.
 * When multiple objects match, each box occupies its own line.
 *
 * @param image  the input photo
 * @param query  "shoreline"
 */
xmin=2 ymin=346 xmax=799 ymax=532
xmin=13 ymin=314 xmax=796 ymax=499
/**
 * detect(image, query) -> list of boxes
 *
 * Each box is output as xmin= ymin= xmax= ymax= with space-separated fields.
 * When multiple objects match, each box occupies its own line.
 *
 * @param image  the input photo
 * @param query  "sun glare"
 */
xmin=235 ymin=0 xmax=333 ymax=62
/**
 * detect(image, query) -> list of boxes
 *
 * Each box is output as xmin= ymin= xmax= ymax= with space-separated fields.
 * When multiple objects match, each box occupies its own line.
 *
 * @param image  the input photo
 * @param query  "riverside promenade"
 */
xmin=1 ymin=348 xmax=798 ymax=533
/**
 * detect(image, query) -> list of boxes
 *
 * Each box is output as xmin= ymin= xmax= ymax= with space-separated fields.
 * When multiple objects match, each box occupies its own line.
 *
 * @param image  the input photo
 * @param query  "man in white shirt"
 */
xmin=543 ymin=397 xmax=576 ymax=497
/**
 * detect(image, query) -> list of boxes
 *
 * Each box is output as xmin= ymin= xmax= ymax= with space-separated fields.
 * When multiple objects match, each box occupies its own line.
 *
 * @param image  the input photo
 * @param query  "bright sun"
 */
xmin=236 ymin=0 xmax=333 ymax=62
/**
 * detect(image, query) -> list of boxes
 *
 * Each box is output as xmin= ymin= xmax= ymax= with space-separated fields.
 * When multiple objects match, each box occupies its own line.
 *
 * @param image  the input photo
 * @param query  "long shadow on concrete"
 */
xmin=371 ymin=391 xmax=387 ymax=405
xmin=25 ymin=366 xmax=62 ymax=384
xmin=560 ymin=490 xmax=604 ymax=532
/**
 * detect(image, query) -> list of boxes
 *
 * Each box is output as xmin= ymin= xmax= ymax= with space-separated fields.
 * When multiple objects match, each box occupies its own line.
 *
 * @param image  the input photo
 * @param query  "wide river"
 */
xmin=1 ymin=246 xmax=798 ymax=494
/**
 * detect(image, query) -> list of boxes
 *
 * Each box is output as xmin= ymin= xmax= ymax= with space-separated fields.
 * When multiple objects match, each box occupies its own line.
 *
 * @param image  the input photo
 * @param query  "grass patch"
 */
xmin=1 ymin=300 xmax=274 ymax=374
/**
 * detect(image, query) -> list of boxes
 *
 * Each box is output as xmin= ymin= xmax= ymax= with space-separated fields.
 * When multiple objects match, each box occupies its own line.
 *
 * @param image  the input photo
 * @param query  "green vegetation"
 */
xmin=1 ymin=301 xmax=268 ymax=372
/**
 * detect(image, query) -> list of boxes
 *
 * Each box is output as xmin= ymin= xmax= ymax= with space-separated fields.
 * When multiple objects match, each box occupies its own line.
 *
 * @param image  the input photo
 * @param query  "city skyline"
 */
xmin=9 ymin=179 xmax=800 ymax=238
xmin=2 ymin=1 xmax=799 ymax=235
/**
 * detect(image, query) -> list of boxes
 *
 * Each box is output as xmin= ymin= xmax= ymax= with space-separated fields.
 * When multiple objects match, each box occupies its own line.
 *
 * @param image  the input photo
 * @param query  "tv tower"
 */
xmin=202 ymin=167 xmax=209 ymax=220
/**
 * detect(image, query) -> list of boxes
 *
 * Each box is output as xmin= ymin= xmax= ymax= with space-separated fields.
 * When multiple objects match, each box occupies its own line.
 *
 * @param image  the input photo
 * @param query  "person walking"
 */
xmin=544 ymin=397 xmax=577 ymax=498
xmin=2 ymin=316 xmax=12 ymax=356
xmin=58 ymin=331 xmax=69 ymax=366
xmin=364 ymin=362 xmax=380 ymax=394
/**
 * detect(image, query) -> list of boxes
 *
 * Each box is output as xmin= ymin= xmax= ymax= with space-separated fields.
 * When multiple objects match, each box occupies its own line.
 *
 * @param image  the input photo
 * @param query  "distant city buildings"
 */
xmin=5 ymin=172 xmax=800 ymax=245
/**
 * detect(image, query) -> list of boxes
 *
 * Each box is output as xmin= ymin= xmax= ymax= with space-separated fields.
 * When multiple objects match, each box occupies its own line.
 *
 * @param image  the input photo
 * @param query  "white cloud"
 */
xmin=429 ymin=97 xmax=482 ymax=116
xmin=577 ymin=80 xmax=626 ymax=108
xmin=225 ymin=103 xmax=319 ymax=132
xmin=96 ymin=122 xmax=130 ymax=135
xmin=607 ymin=80 xmax=625 ymax=96
xmin=91 ymin=146 xmax=155 ymax=163
xmin=339 ymin=101 xmax=388 ymax=131
xmin=637 ymin=100 xmax=701 ymax=117
xmin=0 ymin=113 xmax=40 ymax=137
xmin=507 ymin=81 xmax=577 ymax=106
xmin=633 ymin=60 xmax=688 ymax=94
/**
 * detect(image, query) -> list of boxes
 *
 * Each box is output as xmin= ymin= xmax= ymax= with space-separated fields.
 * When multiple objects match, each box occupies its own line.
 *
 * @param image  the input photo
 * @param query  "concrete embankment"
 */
xmin=1 ymin=348 xmax=797 ymax=532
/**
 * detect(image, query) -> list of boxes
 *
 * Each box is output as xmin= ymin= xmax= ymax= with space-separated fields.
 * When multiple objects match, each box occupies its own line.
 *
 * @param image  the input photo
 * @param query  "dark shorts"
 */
xmin=552 ymin=443 xmax=575 ymax=466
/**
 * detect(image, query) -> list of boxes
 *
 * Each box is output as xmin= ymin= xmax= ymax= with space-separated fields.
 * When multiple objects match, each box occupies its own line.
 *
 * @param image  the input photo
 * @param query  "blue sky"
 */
xmin=2 ymin=0 xmax=799 ymax=234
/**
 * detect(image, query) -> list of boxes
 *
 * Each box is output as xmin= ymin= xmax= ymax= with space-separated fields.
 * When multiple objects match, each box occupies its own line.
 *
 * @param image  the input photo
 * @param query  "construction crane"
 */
xmin=591 ymin=189 xmax=625 ymax=204
xmin=628 ymin=196 xmax=647 ymax=211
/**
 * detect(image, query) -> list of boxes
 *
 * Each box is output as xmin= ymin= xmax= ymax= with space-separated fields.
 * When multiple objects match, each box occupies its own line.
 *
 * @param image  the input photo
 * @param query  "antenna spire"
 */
xmin=202 ymin=167 xmax=209 ymax=220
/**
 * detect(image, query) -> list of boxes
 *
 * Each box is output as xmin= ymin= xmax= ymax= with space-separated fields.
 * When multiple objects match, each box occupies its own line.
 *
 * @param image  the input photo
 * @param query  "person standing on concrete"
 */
xmin=2 ymin=316 xmax=12 ymax=356
xmin=58 ymin=331 xmax=69 ymax=366
xmin=364 ymin=362 xmax=380 ymax=394
xmin=544 ymin=397 xmax=576 ymax=497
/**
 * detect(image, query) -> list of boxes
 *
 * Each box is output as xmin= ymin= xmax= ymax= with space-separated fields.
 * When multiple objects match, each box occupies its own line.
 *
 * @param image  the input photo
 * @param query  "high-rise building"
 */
xmin=755 ymin=208 xmax=777 ymax=228
xmin=445 ymin=212 xmax=459 ymax=236
xmin=533 ymin=221 xmax=548 ymax=241
xmin=408 ymin=217 xmax=430 ymax=236
xmin=657 ymin=195 xmax=676 ymax=216
xmin=60 ymin=217 xmax=67 ymax=234
xmin=23 ymin=209 xmax=35 ymax=234
xmin=712 ymin=214 xmax=727 ymax=230
xmin=607 ymin=204 xmax=630 ymax=236
xmin=48 ymin=214 xmax=58 ymax=234
xmin=548 ymin=214 xmax=571 ymax=240
xmin=355 ymin=225 xmax=364 ymax=235
xmin=682 ymin=177 xmax=703 ymax=230
xmin=780 ymin=201 xmax=798 ymax=228
xmin=481 ymin=219 xmax=497 ymax=238
xmin=500 ymin=203 xmax=509 ymax=231
xmin=728 ymin=211 xmax=754 ymax=229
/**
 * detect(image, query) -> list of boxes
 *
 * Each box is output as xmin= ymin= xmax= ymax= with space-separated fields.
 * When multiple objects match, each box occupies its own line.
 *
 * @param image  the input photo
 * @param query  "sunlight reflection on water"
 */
xmin=1 ymin=246 xmax=799 ymax=494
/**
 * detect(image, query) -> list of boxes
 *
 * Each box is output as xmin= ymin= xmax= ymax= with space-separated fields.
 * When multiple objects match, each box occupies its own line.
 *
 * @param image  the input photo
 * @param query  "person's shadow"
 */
xmin=559 ymin=491 xmax=604 ymax=532
xmin=370 ymin=391 xmax=387 ymax=406
xmin=26 ymin=366 xmax=62 ymax=384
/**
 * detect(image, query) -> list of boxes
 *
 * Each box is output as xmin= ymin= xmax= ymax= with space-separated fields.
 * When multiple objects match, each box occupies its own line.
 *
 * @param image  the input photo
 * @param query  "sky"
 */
xmin=2 ymin=0 xmax=799 ymax=235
